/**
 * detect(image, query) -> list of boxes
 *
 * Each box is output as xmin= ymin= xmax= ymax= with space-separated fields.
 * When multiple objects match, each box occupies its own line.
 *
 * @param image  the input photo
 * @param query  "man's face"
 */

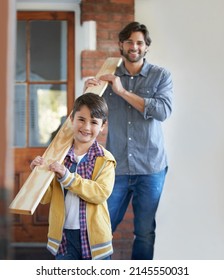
xmin=119 ymin=31 xmax=148 ymax=63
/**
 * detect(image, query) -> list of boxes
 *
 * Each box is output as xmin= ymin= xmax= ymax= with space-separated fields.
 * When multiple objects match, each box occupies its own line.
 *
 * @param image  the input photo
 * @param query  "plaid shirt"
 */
xmin=57 ymin=140 xmax=104 ymax=259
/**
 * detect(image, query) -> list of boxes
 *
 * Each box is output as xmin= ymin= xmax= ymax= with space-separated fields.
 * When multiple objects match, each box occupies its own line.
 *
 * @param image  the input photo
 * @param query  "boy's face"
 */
xmin=71 ymin=105 xmax=105 ymax=145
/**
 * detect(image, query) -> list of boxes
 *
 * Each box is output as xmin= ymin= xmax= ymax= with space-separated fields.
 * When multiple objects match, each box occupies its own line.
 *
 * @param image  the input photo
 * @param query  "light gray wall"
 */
xmin=136 ymin=0 xmax=224 ymax=259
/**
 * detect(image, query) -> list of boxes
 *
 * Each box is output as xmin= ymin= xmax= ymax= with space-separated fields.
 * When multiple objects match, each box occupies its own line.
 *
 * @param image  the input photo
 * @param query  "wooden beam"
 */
xmin=84 ymin=57 xmax=122 ymax=95
xmin=9 ymin=57 xmax=122 ymax=215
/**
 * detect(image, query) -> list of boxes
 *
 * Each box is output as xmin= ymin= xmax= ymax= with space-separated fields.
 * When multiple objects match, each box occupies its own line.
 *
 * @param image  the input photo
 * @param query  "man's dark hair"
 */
xmin=119 ymin=21 xmax=152 ymax=46
xmin=71 ymin=92 xmax=108 ymax=124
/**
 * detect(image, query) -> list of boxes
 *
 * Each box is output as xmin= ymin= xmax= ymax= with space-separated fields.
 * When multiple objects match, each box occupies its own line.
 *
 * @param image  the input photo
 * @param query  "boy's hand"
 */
xmin=30 ymin=157 xmax=66 ymax=179
xmin=30 ymin=156 xmax=44 ymax=170
xmin=48 ymin=161 xmax=66 ymax=179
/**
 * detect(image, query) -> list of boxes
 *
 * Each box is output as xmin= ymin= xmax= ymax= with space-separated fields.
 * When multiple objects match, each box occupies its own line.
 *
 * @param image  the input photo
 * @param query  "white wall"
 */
xmin=136 ymin=0 xmax=224 ymax=259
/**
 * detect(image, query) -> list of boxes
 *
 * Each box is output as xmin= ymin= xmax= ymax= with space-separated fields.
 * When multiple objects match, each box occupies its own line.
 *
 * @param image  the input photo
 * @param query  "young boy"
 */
xmin=30 ymin=92 xmax=116 ymax=260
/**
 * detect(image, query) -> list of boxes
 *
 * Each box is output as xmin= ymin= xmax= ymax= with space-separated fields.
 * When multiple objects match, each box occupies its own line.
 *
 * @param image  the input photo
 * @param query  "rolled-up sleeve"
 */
xmin=144 ymin=69 xmax=173 ymax=121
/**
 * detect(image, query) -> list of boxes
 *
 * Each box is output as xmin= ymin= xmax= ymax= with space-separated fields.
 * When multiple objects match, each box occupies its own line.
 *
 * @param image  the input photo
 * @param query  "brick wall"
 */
xmin=80 ymin=0 xmax=134 ymax=77
xmin=80 ymin=0 xmax=134 ymax=259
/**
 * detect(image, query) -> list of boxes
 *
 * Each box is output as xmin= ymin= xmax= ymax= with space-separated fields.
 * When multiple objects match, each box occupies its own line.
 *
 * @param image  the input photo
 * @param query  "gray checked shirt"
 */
xmin=103 ymin=59 xmax=173 ymax=175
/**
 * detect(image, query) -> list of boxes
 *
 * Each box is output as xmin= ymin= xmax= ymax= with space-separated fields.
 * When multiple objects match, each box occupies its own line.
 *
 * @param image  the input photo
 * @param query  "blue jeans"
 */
xmin=55 ymin=229 xmax=111 ymax=260
xmin=108 ymin=167 xmax=167 ymax=260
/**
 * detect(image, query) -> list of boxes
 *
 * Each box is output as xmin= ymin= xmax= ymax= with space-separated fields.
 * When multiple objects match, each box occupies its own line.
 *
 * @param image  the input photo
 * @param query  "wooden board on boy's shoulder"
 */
xmin=9 ymin=57 xmax=122 ymax=215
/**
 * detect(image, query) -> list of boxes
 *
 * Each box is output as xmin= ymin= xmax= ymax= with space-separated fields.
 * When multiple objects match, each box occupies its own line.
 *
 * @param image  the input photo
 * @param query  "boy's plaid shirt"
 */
xmin=57 ymin=140 xmax=104 ymax=259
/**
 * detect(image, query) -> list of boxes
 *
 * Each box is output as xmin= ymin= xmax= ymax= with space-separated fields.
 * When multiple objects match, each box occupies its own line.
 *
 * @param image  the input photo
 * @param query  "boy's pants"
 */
xmin=55 ymin=229 xmax=111 ymax=260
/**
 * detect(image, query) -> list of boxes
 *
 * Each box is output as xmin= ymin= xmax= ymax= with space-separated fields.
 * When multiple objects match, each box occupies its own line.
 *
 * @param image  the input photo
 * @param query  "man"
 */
xmin=85 ymin=22 xmax=173 ymax=260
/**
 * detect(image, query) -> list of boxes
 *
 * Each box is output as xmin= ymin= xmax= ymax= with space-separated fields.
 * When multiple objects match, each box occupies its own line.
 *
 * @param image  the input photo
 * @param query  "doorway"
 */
xmin=11 ymin=11 xmax=75 ymax=259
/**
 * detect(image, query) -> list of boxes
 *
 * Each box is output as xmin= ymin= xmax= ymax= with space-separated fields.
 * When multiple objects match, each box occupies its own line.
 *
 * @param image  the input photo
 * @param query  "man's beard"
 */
xmin=121 ymin=49 xmax=145 ymax=63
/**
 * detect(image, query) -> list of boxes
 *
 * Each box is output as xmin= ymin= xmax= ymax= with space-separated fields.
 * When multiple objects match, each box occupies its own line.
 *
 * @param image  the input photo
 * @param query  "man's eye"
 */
xmin=138 ymin=42 xmax=144 ymax=46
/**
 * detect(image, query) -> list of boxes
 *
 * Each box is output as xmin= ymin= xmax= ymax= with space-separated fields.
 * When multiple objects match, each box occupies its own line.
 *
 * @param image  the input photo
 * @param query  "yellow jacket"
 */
xmin=41 ymin=146 xmax=116 ymax=260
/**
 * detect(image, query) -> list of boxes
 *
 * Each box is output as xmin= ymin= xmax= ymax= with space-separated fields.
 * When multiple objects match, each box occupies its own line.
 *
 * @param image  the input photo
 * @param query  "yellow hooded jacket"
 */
xmin=41 ymin=146 xmax=116 ymax=260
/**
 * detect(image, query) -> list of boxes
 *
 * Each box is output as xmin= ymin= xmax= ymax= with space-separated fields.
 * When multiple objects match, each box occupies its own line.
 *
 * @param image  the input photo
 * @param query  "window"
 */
xmin=14 ymin=12 xmax=74 ymax=147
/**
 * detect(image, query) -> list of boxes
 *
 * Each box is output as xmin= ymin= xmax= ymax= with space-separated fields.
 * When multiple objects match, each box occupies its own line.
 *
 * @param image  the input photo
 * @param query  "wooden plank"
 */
xmin=9 ymin=57 xmax=122 ymax=215
xmin=84 ymin=57 xmax=122 ymax=95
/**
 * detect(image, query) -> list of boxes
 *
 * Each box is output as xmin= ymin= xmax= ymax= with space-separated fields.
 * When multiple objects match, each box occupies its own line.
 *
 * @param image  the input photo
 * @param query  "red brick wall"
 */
xmin=80 ymin=0 xmax=134 ymax=259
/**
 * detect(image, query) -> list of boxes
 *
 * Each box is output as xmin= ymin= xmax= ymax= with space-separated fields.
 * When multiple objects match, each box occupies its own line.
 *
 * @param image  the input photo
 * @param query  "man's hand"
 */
xmin=84 ymin=77 xmax=101 ymax=92
xmin=100 ymin=74 xmax=125 ymax=96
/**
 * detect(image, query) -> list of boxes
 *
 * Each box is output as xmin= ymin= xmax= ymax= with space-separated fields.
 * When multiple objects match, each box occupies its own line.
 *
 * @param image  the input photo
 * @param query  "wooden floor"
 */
xmin=10 ymin=241 xmax=132 ymax=260
xmin=10 ymin=243 xmax=54 ymax=260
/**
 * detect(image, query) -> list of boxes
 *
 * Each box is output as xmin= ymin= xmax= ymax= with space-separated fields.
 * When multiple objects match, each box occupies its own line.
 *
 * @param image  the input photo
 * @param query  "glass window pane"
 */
xmin=16 ymin=21 xmax=26 ymax=82
xmin=14 ymin=85 xmax=27 ymax=147
xmin=29 ymin=84 xmax=67 ymax=147
xmin=30 ymin=21 xmax=67 ymax=81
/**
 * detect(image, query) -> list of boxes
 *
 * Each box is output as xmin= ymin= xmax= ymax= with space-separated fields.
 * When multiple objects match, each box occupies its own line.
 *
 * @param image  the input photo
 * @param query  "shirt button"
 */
xmin=129 ymin=137 xmax=132 ymax=140
xmin=128 ymin=121 xmax=131 ymax=124
xmin=109 ymin=92 xmax=112 ymax=95
xmin=129 ymin=154 xmax=132 ymax=157
xmin=131 ymin=76 xmax=134 ymax=79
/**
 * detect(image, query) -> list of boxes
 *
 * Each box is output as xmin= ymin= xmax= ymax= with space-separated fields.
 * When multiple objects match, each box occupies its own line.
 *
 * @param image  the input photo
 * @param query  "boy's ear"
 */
xmin=100 ymin=121 xmax=107 ymax=131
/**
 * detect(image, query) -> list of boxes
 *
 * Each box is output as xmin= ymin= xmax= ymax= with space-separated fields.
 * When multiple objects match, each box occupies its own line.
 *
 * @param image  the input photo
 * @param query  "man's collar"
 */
xmin=116 ymin=58 xmax=151 ymax=77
